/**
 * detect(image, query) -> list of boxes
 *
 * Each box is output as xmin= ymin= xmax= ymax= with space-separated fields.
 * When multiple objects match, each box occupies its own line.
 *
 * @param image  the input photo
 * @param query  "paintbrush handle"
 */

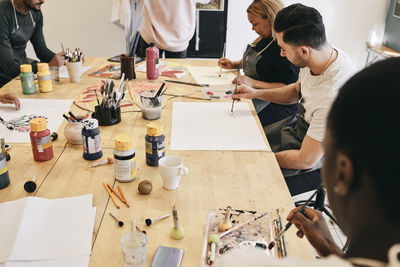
xmin=164 ymin=80 xmax=209 ymax=87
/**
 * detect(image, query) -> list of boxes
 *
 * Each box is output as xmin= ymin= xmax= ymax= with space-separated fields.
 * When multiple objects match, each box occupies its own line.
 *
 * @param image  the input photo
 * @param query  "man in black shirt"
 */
xmin=0 ymin=0 xmax=65 ymax=87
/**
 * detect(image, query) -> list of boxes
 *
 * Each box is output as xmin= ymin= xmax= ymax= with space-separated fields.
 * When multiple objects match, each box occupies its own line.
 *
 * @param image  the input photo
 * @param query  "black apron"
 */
xmin=10 ymin=3 xmax=36 ymax=62
xmin=265 ymin=88 xmax=323 ymax=177
xmin=243 ymin=38 xmax=274 ymax=113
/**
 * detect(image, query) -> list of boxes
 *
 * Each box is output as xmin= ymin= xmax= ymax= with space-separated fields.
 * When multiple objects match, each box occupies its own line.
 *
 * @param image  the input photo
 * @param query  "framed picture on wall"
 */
xmin=394 ymin=0 xmax=400 ymax=18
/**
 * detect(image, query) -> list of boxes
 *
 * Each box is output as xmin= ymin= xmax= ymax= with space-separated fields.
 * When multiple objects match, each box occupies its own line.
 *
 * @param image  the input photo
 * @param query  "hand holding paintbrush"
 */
xmin=267 ymin=185 xmax=323 ymax=250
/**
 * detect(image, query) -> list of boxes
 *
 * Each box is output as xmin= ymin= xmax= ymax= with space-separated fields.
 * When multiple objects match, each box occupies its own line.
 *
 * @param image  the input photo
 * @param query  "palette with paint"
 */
xmin=88 ymin=64 xmax=121 ymax=79
xmin=201 ymin=84 xmax=236 ymax=100
xmin=201 ymin=208 xmax=275 ymax=266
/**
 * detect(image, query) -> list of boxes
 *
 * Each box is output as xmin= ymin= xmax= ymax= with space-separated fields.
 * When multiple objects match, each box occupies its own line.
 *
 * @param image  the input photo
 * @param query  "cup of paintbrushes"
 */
xmin=139 ymin=90 xmax=162 ymax=120
xmin=94 ymin=105 xmax=121 ymax=126
xmin=120 ymin=54 xmax=136 ymax=80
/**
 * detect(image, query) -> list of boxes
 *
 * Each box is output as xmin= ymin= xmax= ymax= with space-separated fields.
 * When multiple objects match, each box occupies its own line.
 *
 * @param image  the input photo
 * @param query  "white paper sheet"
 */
xmin=1 ymin=256 xmax=90 ymax=267
xmin=187 ymin=66 xmax=236 ymax=85
xmin=170 ymin=102 xmax=268 ymax=151
xmin=59 ymin=65 xmax=91 ymax=79
xmin=0 ymin=98 xmax=73 ymax=143
xmin=0 ymin=194 xmax=94 ymax=263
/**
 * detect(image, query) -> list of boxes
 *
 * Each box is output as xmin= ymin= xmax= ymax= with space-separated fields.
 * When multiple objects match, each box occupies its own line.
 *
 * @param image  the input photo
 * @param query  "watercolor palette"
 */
xmin=201 ymin=84 xmax=236 ymax=100
xmin=201 ymin=208 xmax=275 ymax=266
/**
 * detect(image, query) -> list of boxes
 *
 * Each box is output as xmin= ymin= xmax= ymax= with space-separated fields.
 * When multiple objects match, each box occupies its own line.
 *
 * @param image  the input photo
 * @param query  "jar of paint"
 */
xmin=20 ymin=64 xmax=36 ymax=94
xmin=37 ymin=63 xmax=53 ymax=93
xmin=0 ymin=152 xmax=10 ymax=190
xmin=114 ymin=134 xmax=136 ymax=182
xmin=146 ymin=43 xmax=159 ymax=80
xmin=82 ymin=119 xmax=103 ymax=160
xmin=64 ymin=122 xmax=83 ymax=145
xmin=145 ymin=122 xmax=165 ymax=166
xmin=29 ymin=118 xmax=54 ymax=162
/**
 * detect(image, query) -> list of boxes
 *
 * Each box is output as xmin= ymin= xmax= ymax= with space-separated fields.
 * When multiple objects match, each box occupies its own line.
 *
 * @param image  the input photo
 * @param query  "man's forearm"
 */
xmin=275 ymin=150 xmax=311 ymax=170
xmin=255 ymin=83 xmax=299 ymax=105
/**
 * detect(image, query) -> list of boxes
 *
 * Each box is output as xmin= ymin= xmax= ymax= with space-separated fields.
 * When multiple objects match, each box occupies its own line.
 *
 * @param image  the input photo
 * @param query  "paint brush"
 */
xmin=109 ymin=212 xmax=124 ymax=227
xmin=230 ymin=61 xmax=241 ymax=113
xmin=155 ymin=82 xmax=165 ymax=97
xmin=145 ymin=213 xmax=170 ymax=226
xmin=218 ymin=211 xmax=268 ymax=238
xmin=267 ymin=185 xmax=323 ymax=250
xmin=164 ymin=79 xmax=209 ymax=87
xmin=61 ymin=43 xmax=64 ymax=52
xmin=219 ymin=42 xmax=226 ymax=77
xmin=0 ymin=116 xmax=15 ymax=130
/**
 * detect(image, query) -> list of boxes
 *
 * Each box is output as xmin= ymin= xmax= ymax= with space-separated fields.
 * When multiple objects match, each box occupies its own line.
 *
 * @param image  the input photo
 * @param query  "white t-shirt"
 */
xmin=141 ymin=0 xmax=210 ymax=52
xmin=299 ymin=49 xmax=356 ymax=142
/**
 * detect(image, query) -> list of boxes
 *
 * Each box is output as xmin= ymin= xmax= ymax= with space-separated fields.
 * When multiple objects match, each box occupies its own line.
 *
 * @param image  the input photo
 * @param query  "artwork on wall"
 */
xmin=394 ymin=0 xmax=400 ymax=18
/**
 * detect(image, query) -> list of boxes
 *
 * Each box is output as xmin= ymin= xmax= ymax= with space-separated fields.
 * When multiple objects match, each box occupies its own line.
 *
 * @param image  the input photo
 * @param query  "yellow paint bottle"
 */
xmin=37 ymin=63 xmax=53 ymax=93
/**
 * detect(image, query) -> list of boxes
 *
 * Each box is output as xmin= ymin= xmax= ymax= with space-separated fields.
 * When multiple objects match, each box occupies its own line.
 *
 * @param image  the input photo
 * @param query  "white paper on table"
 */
xmin=58 ymin=65 xmax=91 ymax=79
xmin=0 ymin=98 xmax=73 ymax=143
xmin=1 ymin=255 xmax=90 ymax=267
xmin=186 ymin=66 xmax=235 ymax=85
xmin=0 ymin=194 xmax=94 ymax=263
xmin=170 ymin=102 xmax=269 ymax=151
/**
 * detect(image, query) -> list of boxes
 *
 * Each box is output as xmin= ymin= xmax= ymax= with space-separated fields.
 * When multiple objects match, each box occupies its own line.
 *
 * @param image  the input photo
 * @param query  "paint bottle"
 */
xmin=114 ymin=134 xmax=136 ymax=182
xmin=81 ymin=118 xmax=103 ymax=160
xmin=0 ymin=152 xmax=10 ymax=190
xmin=146 ymin=43 xmax=159 ymax=80
xmin=145 ymin=122 xmax=165 ymax=166
xmin=37 ymin=63 xmax=53 ymax=93
xmin=20 ymin=64 xmax=36 ymax=94
xmin=29 ymin=118 xmax=54 ymax=162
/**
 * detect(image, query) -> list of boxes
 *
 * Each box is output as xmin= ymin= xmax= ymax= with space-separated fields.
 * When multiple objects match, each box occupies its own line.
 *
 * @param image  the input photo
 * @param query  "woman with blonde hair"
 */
xmin=219 ymin=0 xmax=299 ymax=126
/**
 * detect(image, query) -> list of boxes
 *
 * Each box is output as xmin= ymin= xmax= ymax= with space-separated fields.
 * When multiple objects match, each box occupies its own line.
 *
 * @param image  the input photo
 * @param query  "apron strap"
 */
xmin=11 ymin=1 xmax=36 ymax=29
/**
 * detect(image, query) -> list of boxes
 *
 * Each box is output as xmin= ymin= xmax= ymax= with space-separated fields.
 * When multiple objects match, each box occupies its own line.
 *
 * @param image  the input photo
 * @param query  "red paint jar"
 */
xmin=29 ymin=118 xmax=54 ymax=162
xmin=146 ymin=43 xmax=159 ymax=80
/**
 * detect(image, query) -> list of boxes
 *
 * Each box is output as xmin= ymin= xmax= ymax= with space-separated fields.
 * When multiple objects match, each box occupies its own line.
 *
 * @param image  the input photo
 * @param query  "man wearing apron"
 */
xmin=233 ymin=4 xmax=355 ymax=195
xmin=0 ymin=0 xmax=65 ymax=87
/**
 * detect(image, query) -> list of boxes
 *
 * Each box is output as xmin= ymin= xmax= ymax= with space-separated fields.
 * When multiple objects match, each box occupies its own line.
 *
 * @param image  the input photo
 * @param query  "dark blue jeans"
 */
xmin=257 ymin=102 xmax=298 ymax=127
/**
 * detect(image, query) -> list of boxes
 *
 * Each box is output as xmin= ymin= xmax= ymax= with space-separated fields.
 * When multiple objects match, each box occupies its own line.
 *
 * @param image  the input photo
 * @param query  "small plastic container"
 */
xmin=29 ymin=118 xmax=54 ymax=162
xmin=81 ymin=119 xmax=103 ymax=160
xmin=145 ymin=122 xmax=165 ymax=166
xmin=37 ymin=63 xmax=53 ymax=93
xmin=114 ymin=134 xmax=136 ymax=182
xmin=0 ymin=153 xmax=10 ymax=190
xmin=20 ymin=64 xmax=36 ymax=94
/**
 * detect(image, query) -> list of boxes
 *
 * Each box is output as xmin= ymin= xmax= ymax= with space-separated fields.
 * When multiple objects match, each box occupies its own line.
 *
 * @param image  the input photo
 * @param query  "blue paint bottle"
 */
xmin=0 ymin=153 xmax=10 ymax=190
xmin=145 ymin=122 xmax=165 ymax=166
xmin=82 ymin=119 xmax=103 ymax=160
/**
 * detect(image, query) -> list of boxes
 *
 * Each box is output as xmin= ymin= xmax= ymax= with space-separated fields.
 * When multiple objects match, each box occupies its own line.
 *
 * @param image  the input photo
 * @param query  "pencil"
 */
xmin=103 ymin=182 xmax=120 ymax=209
xmin=106 ymin=183 xmax=125 ymax=204
xmin=117 ymin=185 xmax=130 ymax=208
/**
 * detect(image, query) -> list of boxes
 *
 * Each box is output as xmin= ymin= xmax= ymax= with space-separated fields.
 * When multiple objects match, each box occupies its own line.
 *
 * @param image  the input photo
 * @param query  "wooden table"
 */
xmin=0 ymin=58 xmax=314 ymax=266
xmin=365 ymin=42 xmax=400 ymax=67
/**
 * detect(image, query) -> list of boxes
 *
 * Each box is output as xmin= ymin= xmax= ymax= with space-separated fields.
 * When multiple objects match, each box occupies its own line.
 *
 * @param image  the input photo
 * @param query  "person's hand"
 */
xmin=0 ymin=92 xmax=20 ymax=110
xmin=218 ymin=57 xmax=236 ymax=69
xmin=48 ymin=52 xmax=66 ymax=67
xmin=287 ymin=207 xmax=343 ymax=257
xmin=232 ymin=75 xmax=255 ymax=87
xmin=231 ymin=84 xmax=258 ymax=100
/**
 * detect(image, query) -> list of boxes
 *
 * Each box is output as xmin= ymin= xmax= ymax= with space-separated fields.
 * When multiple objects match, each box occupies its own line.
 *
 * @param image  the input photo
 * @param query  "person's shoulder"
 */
xmin=0 ymin=0 xmax=12 ymax=13
xmin=332 ymin=48 xmax=357 ymax=74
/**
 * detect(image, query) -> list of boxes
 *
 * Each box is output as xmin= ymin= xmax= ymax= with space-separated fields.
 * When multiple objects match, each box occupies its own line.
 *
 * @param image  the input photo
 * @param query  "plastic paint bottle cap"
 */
xmin=20 ymin=64 xmax=32 ymax=73
xmin=146 ymin=122 xmax=163 ymax=136
xmin=30 ymin=118 xmax=47 ymax=132
xmin=37 ymin=63 xmax=49 ymax=72
xmin=115 ymin=134 xmax=133 ymax=151
xmin=82 ymin=119 xmax=98 ymax=130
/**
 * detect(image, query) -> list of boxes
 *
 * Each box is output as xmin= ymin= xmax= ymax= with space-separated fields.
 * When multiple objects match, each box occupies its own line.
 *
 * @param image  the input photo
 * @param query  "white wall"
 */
xmin=226 ymin=0 xmax=390 ymax=69
xmin=26 ymin=0 xmax=126 ymax=59
xmin=27 ymin=0 xmax=390 ymax=69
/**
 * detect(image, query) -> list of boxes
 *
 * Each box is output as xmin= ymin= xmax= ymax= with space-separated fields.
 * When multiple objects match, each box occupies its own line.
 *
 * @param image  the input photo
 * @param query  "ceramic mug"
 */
xmin=159 ymin=156 xmax=188 ymax=190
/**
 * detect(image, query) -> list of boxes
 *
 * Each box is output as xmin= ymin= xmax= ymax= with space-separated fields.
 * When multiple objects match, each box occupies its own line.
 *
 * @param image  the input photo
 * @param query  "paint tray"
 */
xmin=200 ymin=208 xmax=274 ymax=266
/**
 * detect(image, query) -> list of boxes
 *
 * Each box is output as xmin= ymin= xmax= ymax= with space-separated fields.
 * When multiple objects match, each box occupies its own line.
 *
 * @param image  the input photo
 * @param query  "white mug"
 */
xmin=159 ymin=156 xmax=189 ymax=190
